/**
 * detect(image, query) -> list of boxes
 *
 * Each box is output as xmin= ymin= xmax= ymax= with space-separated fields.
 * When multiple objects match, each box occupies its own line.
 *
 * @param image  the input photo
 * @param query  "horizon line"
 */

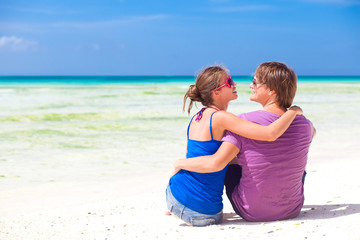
xmin=1 ymin=75 xmax=360 ymax=78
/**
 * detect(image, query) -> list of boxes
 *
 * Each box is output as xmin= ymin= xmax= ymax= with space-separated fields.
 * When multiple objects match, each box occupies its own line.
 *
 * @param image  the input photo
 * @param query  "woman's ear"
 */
xmin=213 ymin=90 xmax=220 ymax=97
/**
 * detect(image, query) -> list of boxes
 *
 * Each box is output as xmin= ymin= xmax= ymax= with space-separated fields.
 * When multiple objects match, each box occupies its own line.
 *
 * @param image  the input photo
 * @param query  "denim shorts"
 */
xmin=166 ymin=185 xmax=223 ymax=227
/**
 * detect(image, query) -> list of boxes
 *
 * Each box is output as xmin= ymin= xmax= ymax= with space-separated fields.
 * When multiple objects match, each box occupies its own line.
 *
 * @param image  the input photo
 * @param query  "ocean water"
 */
xmin=1 ymin=76 xmax=360 ymax=191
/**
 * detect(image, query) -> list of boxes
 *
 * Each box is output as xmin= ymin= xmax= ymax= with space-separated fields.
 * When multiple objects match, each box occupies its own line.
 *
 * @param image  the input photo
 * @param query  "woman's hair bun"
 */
xmin=187 ymin=84 xmax=202 ymax=102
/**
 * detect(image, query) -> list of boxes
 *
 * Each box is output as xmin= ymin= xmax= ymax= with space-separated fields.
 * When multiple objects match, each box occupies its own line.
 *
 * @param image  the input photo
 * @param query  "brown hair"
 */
xmin=183 ymin=65 xmax=227 ymax=114
xmin=255 ymin=62 xmax=297 ymax=108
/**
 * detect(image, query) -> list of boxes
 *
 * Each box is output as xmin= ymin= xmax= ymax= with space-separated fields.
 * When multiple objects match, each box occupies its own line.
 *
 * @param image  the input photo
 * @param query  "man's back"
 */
xmin=222 ymin=110 xmax=314 ymax=221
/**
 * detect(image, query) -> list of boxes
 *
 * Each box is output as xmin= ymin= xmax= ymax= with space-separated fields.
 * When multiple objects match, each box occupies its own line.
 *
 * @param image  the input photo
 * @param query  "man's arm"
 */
xmin=174 ymin=142 xmax=240 ymax=173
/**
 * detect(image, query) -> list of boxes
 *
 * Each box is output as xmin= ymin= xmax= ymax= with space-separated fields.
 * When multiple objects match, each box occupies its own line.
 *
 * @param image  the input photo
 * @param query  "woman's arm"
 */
xmin=174 ymin=142 xmax=240 ymax=173
xmin=216 ymin=106 xmax=303 ymax=142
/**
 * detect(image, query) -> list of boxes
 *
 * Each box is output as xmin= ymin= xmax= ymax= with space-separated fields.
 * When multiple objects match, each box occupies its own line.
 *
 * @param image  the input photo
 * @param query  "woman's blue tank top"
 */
xmin=169 ymin=111 xmax=228 ymax=214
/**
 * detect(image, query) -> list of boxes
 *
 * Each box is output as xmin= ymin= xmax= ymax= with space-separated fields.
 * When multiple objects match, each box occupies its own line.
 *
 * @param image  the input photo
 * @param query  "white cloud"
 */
xmin=92 ymin=44 xmax=100 ymax=50
xmin=214 ymin=5 xmax=276 ymax=12
xmin=209 ymin=0 xmax=232 ymax=2
xmin=15 ymin=8 xmax=80 ymax=15
xmin=301 ymin=0 xmax=360 ymax=5
xmin=0 ymin=14 xmax=169 ymax=34
xmin=0 ymin=36 xmax=38 ymax=51
xmin=51 ymin=14 xmax=169 ymax=29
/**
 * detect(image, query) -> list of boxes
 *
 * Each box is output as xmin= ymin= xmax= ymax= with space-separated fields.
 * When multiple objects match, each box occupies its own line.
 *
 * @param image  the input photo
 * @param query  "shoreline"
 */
xmin=1 ymin=76 xmax=360 ymax=86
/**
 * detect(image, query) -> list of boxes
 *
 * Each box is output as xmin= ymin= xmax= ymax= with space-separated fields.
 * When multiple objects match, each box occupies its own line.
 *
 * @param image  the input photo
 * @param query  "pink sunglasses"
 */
xmin=213 ymin=76 xmax=234 ymax=92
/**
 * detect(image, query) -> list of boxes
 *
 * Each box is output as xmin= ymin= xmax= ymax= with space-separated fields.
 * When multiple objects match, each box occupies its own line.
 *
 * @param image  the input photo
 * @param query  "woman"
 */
xmin=166 ymin=65 xmax=302 ymax=226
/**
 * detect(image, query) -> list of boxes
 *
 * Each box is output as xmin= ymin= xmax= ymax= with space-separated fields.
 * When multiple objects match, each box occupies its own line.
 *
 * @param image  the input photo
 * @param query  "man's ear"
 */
xmin=269 ymin=90 xmax=276 ymax=96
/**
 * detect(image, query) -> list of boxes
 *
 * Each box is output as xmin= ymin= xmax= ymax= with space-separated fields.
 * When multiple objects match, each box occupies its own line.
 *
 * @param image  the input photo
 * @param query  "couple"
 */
xmin=166 ymin=62 xmax=315 ymax=226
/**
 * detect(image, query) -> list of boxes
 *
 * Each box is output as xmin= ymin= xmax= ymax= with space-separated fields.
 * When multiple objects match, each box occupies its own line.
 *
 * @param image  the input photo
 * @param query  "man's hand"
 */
xmin=169 ymin=159 xmax=183 ymax=179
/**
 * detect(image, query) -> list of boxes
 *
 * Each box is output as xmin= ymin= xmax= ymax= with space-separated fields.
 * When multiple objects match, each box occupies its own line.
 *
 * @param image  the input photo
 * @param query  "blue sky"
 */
xmin=0 ymin=0 xmax=359 ymax=76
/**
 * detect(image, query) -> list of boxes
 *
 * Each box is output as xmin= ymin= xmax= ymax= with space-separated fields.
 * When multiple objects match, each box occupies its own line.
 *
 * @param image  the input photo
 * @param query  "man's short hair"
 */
xmin=255 ymin=62 xmax=297 ymax=109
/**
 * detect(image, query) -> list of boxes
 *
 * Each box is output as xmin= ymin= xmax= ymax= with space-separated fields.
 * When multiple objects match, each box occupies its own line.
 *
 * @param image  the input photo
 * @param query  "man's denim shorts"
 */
xmin=166 ymin=184 xmax=223 ymax=227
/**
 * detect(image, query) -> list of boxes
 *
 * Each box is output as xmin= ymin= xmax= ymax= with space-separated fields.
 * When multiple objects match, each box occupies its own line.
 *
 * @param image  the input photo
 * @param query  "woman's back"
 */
xmin=188 ymin=108 xmax=225 ymax=141
xmin=169 ymin=109 xmax=228 ymax=214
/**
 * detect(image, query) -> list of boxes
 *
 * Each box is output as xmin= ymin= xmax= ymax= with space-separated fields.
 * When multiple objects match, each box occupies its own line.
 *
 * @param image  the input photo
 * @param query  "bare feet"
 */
xmin=165 ymin=210 xmax=171 ymax=216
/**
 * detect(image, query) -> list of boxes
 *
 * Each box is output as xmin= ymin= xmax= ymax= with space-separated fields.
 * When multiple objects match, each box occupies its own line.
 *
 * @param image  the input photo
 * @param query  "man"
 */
xmin=174 ymin=62 xmax=315 ymax=221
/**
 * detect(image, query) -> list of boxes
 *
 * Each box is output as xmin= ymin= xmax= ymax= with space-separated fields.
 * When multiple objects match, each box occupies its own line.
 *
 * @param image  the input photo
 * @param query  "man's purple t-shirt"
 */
xmin=222 ymin=110 xmax=314 ymax=222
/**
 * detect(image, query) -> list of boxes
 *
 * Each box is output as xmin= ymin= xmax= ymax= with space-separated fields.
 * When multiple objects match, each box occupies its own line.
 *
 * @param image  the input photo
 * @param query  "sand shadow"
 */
xmin=220 ymin=203 xmax=360 ymax=225
xmin=221 ymin=212 xmax=246 ymax=225
xmin=298 ymin=204 xmax=360 ymax=220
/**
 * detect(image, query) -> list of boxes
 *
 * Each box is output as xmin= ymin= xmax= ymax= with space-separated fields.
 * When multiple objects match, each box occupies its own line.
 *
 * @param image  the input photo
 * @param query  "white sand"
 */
xmin=1 ymin=151 xmax=360 ymax=240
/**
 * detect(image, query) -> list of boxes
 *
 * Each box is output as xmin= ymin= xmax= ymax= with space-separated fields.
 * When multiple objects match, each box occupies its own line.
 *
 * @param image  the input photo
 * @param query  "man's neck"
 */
xmin=262 ymin=102 xmax=286 ymax=115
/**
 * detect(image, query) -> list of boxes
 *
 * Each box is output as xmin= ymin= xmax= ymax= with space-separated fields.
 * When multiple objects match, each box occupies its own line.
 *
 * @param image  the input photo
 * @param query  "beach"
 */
xmin=1 ymin=77 xmax=360 ymax=239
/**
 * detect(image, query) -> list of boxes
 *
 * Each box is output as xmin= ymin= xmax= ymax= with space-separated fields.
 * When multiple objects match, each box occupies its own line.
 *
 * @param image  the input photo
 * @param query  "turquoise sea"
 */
xmin=1 ymin=76 xmax=360 ymax=191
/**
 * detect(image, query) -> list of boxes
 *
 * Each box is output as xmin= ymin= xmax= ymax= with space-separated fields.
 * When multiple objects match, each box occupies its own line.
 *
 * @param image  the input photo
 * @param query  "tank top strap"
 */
xmin=209 ymin=111 xmax=218 ymax=140
xmin=187 ymin=114 xmax=197 ymax=139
